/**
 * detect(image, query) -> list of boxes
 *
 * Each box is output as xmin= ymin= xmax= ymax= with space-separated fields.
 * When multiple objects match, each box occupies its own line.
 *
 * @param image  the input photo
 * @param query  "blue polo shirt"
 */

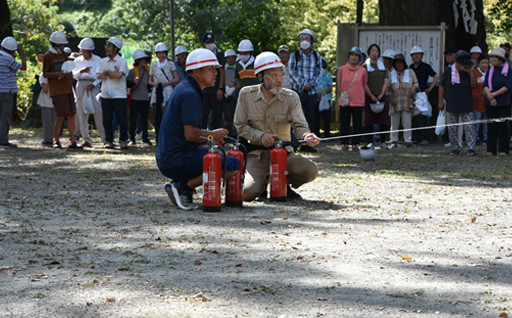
xmin=483 ymin=65 xmax=512 ymax=107
xmin=409 ymin=61 xmax=436 ymax=91
xmin=156 ymin=75 xmax=203 ymax=170
xmin=0 ymin=51 xmax=21 ymax=94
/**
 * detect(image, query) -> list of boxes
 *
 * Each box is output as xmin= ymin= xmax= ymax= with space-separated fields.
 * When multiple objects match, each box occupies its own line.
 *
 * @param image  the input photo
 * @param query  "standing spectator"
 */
xmin=387 ymin=53 xmax=418 ymax=148
xmin=382 ymin=49 xmax=396 ymax=72
xmin=338 ymin=46 xmax=367 ymax=151
xmin=37 ymin=74 xmax=57 ymax=147
xmin=127 ymin=49 xmax=152 ymax=146
xmin=72 ymin=37 xmax=105 ymax=148
xmin=316 ymin=57 xmax=333 ymax=138
xmin=439 ymin=50 xmax=477 ymax=156
xmin=289 ymin=28 xmax=323 ymax=153
xmin=470 ymin=46 xmax=482 ymax=67
xmin=278 ymin=45 xmax=292 ymax=89
xmin=173 ymin=45 xmax=188 ymax=84
xmin=223 ymin=49 xmax=238 ymax=137
xmin=409 ymin=46 xmax=438 ymax=145
xmin=201 ymin=32 xmax=225 ymax=130
xmin=363 ymin=43 xmax=389 ymax=149
xmin=0 ymin=36 xmax=26 ymax=148
xmin=43 ymin=31 xmax=81 ymax=149
xmin=472 ymin=54 xmax=489 ymax=144
xmin=444 ymin=47 xmax=457 ymax=68
xmin=483 ymin=47 xmax=512 ymax=156
xmin=149 ymin=42 xmax=179 ymax=145
xmin=96 ymin=36 xmax=129 ymax=149
xmin=235 ymin=39 xmax=259 ymax=89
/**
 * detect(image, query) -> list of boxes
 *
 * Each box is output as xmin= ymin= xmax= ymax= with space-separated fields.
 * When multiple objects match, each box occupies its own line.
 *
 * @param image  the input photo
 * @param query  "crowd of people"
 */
xmin=1 ymin=29 xmax=512 ymax=209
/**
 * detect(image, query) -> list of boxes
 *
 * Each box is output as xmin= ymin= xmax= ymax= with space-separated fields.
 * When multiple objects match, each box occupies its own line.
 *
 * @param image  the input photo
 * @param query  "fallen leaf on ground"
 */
xmin=401 ymin=255 xmax=412 ymax=260
xmin=282 ymin=216 xmax=288 ymax=220
xmin=470 ymin=216 xmax=477 ymax=223
xmin=194 ymin=259 xmax=201 ymax=265
xmin=106 ymin=298 xmax=115 ymax=302
xmin=317 ymin=297 xmax=327 ymax=301
xmin=260 ymin=220 xmax=272 ymax=225
xmin=499 ymin=312 xmax=508 ymax=317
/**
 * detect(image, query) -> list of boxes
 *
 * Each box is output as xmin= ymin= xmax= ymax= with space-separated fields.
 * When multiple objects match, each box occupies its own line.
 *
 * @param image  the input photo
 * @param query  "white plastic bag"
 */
xmin=319 ymin=94 xmax=331 ymax=111
xmin=413 ymin=92 xmax=432 ymax=117
xmin=435 ymin=110 xmax=445 ymax=135
xmin=81 ymin=91 xmax=95 ymax=114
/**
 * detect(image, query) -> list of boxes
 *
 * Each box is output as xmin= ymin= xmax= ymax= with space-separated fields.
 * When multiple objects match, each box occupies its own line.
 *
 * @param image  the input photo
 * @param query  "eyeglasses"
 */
xmin=265 ymin=71 xmax=285 ymax=79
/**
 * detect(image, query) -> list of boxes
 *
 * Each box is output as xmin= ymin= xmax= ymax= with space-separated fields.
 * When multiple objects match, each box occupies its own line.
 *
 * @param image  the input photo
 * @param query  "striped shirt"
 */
xmin=0 ymin=50 xmax=21 ymax=94
xmin=288 ymin=49 xmax=322 ymax=95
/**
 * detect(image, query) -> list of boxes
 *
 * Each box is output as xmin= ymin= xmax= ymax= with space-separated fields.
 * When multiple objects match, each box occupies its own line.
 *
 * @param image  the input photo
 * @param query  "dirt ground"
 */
xmin=1 ymin=127 xmax=511 ymax=318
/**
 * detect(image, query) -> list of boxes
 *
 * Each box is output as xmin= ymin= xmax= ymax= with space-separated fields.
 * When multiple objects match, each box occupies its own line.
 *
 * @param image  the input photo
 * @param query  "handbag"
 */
xmin=319 ymin=94 xmax=331 ymax=111
xmin=413 ymin=92 xmax=432 ymax=117
xmin=340 ymin=69 xmax=360 ymax=107
xmin=435 ymin=110 xmax=446 ymax=135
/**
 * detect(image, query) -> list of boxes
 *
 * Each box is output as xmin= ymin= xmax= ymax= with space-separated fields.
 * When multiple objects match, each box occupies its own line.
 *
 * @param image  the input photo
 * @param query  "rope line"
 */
xmin=318 ymin=116 xmax=512 ymax=143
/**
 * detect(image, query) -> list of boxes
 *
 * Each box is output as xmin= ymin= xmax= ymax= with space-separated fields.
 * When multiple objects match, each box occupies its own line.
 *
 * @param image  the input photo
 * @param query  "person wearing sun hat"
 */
xmin=482 ymin=47 xmax=512 ymax=155
xmin=438 ymin=50 xmax=477 ymax=156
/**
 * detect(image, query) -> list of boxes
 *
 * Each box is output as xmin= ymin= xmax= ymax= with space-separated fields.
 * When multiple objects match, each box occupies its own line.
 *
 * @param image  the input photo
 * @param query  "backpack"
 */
xmin=292 ymin=49 xmax=319 ymax=70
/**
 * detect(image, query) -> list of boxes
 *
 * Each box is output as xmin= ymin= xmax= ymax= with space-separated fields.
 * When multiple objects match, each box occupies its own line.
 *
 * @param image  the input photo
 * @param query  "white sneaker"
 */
xmin=165 ymin=182 xmax=199 ymax=210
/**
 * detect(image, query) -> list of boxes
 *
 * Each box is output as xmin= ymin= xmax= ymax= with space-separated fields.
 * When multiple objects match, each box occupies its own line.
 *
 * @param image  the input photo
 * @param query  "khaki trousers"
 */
xmin=243 ymin=150 xmax=318 ymax=201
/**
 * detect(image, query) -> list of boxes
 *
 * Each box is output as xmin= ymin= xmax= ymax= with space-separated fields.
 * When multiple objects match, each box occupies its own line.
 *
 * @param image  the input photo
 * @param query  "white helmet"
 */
xmin=238 ymin=39 xmax=254 ymax=52
xmin=254 ymin=51 xmax=283 ymax=75
xmin=107 ymin=36 xmax=122 ymax=49
xmin=50 ymin=31 xmax=68 ymax=45
xmin=470 ymin=46 xmax=482 ymax=54
xmin=1 ymin=36 xmax=17 ymax=51
xmin=64 ymin=47 xmax=72 ymax=54
xmin=155 ymin=42 xmax=168 ymax=53
xmin=382 ymin=49 xmax=396 ymax=59
xmin=78 ymin=37 xmax=95 ymax=50
xmin=185 ymin=48 xmax=220 ymax=71
xmin=299 ymin=28 xmax=314 ymax=41
xmin=225 ymin=49 xmax=237 ymax=57
xmin=132 ymin=49 xmax=148 ymax=61
xmin=410 ymin=46 xmax=424 ymax=55
xmin=174 ymin=45 xmax=189 ymax=56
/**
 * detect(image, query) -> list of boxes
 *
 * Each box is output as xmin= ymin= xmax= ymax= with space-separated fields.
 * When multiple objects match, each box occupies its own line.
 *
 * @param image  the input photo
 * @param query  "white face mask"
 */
xmin=240 ymin=54 xmax=251 ymax=63
xmin=205 ymin=43 xmax=216 ymax=52
xmin=300 ymin=40 xmax=311 ymax=50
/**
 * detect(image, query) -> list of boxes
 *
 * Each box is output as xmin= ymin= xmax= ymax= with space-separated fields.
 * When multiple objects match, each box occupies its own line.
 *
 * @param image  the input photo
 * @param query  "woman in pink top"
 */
xmin=338 ymin=46 xmax=367 ymax=151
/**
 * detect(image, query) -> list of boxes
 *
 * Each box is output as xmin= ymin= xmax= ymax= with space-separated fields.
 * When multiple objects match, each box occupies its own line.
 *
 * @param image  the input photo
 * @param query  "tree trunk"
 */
xmin=378 ymin=0 xmax=487 ymax=53
xmin=0 ymin=0 xmax=13 ymax=40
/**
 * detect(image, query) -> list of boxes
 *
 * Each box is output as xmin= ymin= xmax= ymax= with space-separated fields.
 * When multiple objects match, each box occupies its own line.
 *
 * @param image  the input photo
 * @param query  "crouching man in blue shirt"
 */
xmin=156 ymin=48 xmax=240 ymax=210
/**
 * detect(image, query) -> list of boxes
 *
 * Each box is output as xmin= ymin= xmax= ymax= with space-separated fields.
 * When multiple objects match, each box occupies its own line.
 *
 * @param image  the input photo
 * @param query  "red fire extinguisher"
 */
xmin=225 ymin=138 xmax=247 ymax=207
xmin=270 ymin=139 xmax=288 ymax=201
xmin=202 ymin=136 xmax=226 ymax=212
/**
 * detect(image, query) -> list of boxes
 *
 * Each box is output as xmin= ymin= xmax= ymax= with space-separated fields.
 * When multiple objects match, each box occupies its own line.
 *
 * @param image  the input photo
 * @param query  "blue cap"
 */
xmin=202 ymin=32 xmax=215 ymax=43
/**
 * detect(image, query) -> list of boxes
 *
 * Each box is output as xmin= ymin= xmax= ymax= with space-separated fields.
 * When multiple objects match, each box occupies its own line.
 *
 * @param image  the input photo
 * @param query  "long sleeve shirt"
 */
xmin=288 ymin=49 xmax=322 ymax=95
xmin=72 ymin=54 xmax=102 ymax=87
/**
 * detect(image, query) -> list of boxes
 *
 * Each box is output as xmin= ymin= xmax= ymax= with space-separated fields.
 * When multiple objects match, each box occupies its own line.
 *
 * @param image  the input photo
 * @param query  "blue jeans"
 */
xmin=102 ymin=98 xmax=128 ymax=143
xmin=473 ymin=110 xmax=487 ymax=142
